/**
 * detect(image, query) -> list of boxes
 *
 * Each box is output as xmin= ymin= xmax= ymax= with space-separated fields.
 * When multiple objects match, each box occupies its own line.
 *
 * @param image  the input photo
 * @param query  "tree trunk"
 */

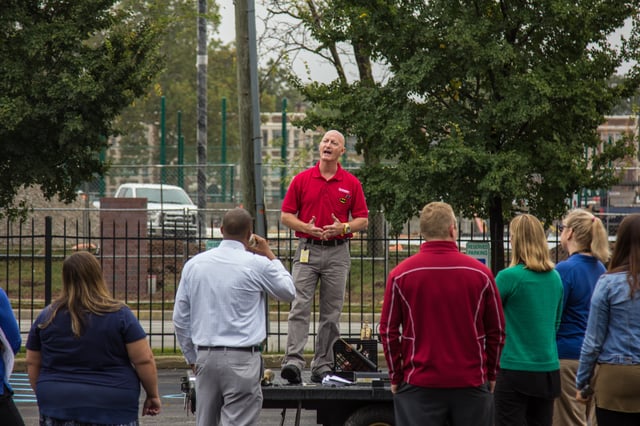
xmin=368 ymin=211 xmax=385 ymax=258
xmin=489 ymin=197 xmax=505 ymax=275
xmin=362 ymin=146 xmax=384 ymax=257
xmin=353 ymin=44 xmax=383 ymax=256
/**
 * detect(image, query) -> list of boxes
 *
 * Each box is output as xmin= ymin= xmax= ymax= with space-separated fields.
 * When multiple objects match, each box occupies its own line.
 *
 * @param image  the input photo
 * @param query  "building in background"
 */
xmin=596 ymin=115 xmax=640 ymax=207
xmin=590 ymin=115 xmax=640 ymax=235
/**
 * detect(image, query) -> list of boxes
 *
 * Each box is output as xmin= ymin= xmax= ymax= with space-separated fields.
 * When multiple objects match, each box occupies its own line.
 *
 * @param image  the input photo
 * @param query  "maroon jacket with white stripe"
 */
xmin=380 ymin=240 xmax=505 ymax=388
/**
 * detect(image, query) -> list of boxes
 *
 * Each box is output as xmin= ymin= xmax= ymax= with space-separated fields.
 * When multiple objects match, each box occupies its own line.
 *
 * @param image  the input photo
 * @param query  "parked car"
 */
xmin=114 ymin=183 xmax=199 ymax=239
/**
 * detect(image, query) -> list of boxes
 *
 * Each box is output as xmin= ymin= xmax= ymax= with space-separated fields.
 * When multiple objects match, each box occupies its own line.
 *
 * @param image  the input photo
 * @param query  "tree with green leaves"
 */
xmin=267 ymin=0 xmax=640 ymax=272
xmin=0 ymin=1 xmax=163 ymax=216
xmin=609 ymin=75 xmax=640 ymax=114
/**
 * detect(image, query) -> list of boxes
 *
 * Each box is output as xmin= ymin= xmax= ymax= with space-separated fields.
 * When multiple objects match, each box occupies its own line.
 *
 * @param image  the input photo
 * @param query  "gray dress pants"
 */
xmin=195 ymin=348 xmax=262 ymax=426
xmin=282 ymin=241 xmax=350 ymax=375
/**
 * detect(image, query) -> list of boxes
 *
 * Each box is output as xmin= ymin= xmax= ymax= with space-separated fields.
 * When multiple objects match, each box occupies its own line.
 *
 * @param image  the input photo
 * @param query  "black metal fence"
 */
xmin=0 ymin=207 xmax=587 ymax=355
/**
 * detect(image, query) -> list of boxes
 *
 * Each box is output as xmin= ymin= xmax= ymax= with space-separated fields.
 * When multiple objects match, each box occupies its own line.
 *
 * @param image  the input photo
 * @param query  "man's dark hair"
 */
xmin=222 ymin=208 xmax=253 ymax=238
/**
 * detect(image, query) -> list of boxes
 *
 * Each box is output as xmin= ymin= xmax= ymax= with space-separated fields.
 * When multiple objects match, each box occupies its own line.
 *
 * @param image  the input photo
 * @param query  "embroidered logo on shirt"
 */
xmin=338 ymin=188 xmax=351 ymax=204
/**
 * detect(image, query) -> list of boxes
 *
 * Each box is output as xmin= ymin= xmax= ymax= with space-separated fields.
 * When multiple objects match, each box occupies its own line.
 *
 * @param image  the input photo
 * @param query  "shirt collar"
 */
xmin=219 ymin=239 xmax=246 ymax=250
xmin=311 ymin=162 xmax=344 ymax=181
xmin=421 ymin=240 xmax=459 ymax=251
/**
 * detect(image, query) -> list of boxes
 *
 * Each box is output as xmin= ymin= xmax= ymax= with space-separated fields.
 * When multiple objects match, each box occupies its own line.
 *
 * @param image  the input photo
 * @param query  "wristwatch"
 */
xmin=343 ymin=223 xmax=351 ymax=235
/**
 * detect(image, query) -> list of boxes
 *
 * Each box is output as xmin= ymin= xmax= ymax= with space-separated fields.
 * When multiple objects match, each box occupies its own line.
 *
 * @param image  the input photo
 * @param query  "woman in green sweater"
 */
xmin=494 ymin=214 xmax=564 ymax=426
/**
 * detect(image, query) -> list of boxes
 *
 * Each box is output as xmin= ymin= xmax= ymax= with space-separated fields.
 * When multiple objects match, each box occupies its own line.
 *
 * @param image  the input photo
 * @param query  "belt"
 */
xmin=304 ymin=238 xmax=347 ymax=246
xmin=198 ymin=346 xmax=261 ymax=352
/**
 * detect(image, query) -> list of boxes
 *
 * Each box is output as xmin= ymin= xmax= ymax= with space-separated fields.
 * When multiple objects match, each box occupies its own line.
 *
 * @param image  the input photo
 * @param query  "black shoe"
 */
xmin=310 ymin=370 xmax=331 ymax=384
xmin=281 ymin=364 xmax=302 ymax=384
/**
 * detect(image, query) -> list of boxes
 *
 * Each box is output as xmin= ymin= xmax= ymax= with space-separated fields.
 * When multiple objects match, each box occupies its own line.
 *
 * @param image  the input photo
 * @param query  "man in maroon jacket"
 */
xmin=380 ymin=201 xmax=505 ymax=426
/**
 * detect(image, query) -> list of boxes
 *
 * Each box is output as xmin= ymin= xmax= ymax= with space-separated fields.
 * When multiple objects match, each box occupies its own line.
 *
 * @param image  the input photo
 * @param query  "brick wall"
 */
xmin=99 ymin=198 xmax=150 ymax=297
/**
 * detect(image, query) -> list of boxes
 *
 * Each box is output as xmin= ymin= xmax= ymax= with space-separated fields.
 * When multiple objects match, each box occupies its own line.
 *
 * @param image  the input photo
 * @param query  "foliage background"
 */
xmin=265 ymin=0 xmax=640 ymax=270
xmin=0 ymin=1 xmax=163 ymax=215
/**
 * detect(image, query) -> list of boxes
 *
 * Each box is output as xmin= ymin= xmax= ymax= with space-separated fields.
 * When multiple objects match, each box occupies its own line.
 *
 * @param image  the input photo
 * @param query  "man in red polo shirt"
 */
xmin=280 ymin=129 xmax=368 ymax=384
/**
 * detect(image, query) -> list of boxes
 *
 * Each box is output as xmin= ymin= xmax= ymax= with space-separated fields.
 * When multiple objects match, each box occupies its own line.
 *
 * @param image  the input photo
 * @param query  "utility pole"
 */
xmin=247 ymin=0 xmax=266 ymax=236
xmin=235 ymin=0 xmax=254 ymax=218
xmin=196 ymin=0 xmax=207 ymax=236
xmin=236 ymin=0 xmax=266 ymax=236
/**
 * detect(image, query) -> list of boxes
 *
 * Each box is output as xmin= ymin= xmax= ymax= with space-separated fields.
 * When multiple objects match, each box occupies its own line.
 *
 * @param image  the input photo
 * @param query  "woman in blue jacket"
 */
xmin=553 ymin=209 xmax=609 ymax=426
xmin=0 ymin=286 xmax=24 ymax=425
xmin=577 ymin=213 xmax=640 ymax=425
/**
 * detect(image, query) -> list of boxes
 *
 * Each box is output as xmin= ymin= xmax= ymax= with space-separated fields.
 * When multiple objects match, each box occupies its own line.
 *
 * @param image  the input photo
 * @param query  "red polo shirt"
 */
xmin=281 ymin=162 xmax=368 ymax=239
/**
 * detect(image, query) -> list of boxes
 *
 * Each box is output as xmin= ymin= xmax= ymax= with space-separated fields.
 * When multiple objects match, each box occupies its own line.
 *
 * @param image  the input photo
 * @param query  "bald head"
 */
xmin=319 ymin=130 xmax=346 ymax=163
xmin=324 ymin=130 xmax=345 ymax=145
xmin=221 ymin=208 xmax=253 ymax=240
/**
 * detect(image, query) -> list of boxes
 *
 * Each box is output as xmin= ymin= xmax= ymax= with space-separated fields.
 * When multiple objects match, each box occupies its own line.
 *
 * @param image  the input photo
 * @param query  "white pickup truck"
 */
xmin=114 ymin=183 xmax=199 ymax=239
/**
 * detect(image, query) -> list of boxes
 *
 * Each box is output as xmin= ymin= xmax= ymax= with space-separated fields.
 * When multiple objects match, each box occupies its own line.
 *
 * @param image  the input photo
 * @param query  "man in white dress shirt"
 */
xmin=173 ymin=208 xmax=295 ymax=426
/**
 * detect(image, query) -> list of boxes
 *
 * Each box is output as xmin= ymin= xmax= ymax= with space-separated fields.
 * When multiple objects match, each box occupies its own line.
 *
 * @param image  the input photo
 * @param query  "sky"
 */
xmin=215 ymin=2 xmax=345 ymax=83
xmin=214 ymin=4 xmax=635 ymax=82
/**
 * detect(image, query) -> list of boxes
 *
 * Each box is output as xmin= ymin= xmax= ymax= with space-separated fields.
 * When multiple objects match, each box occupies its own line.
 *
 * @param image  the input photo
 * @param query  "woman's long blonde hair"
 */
xmin=563 ymin=208 xmax=610 ymax=263
xmin=509 ymin=214 xmax=555 ymax=272
xmin=39 ymin=251 xmax=124 ymax=337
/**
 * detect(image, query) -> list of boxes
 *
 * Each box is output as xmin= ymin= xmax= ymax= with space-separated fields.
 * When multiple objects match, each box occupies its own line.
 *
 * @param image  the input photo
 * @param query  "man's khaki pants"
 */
xmin=553 ymin=358 xmax=595 ymax=426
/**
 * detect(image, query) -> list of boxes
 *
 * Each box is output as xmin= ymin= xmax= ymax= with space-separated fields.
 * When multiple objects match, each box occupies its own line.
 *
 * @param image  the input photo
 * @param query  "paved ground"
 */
xmin=11 ymin=351 xmax=387 ymax=425
xmin=11 ymin=368 xmax=321 ymax=426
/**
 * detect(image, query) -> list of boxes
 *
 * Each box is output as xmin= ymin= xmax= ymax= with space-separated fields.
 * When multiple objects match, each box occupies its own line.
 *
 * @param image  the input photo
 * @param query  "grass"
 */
xmin=2 ymin=258 xmax=62 ymax=308
xmin=2 ymin=251 xmax=403 ymax=314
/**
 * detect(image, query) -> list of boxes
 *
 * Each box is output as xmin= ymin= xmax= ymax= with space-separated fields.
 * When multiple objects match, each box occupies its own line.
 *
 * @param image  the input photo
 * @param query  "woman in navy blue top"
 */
xmin=25 ymin=252 xmax=161 ymax=425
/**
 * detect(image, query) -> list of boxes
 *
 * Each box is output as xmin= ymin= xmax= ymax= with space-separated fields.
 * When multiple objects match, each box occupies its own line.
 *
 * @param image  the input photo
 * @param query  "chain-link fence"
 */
xmin=81 ymin=162 xmax=371 ymax=207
